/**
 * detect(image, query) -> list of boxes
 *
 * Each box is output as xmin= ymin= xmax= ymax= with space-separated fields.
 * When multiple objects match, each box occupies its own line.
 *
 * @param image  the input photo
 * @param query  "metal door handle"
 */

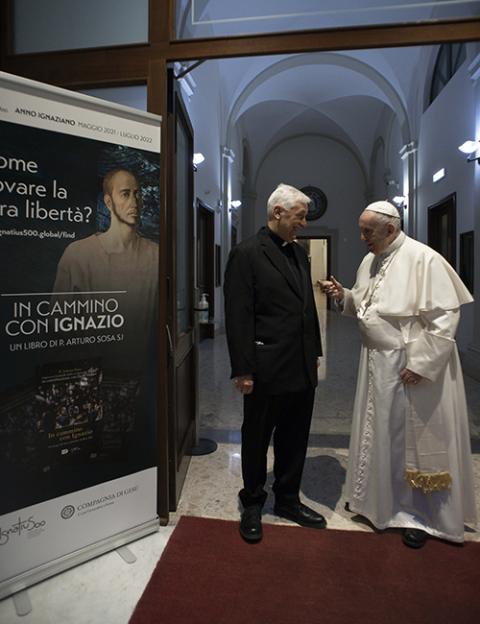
xmin=166 ymin=324 xmax=173 ymax=356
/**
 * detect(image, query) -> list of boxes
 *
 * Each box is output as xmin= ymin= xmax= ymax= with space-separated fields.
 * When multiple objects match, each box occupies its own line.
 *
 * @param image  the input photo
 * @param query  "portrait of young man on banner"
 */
xmin=0 ymin=120 xmax=160 ymax=517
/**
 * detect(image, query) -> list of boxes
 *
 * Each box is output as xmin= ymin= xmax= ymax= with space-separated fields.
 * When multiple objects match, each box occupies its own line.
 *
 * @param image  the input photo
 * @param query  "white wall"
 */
xmin=183 ymin=61 xmax=226 ymax=325
xmin=417 ymin=62 xmax=476 ymax=245
xmin=416 ymin=56 xmax=478 ymax=350
xmin=184 ymin=62 xmax=223 ymax=210
xmin=251 ymin=134 xmax=367 ymax=287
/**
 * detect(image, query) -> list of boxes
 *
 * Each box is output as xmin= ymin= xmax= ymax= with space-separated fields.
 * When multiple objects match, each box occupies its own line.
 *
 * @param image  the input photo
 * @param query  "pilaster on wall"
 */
xmin=399 ymin=140 xmax=418 ymax=238
xmin=462 ymin=52 xmax=480 ymax=381
xmin=221 ymin=145 xmax=235 ymax=269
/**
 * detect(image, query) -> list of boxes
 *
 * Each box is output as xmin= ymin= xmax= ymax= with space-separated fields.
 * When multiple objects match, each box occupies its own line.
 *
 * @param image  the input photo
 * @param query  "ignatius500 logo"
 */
xmin=0 ymin=516 xmax=46 ymax=546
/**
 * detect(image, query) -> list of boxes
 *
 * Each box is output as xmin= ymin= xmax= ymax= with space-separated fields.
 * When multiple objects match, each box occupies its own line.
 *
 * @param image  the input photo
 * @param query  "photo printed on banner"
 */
xmin=0 ymin=120 xmax=160 ymax=515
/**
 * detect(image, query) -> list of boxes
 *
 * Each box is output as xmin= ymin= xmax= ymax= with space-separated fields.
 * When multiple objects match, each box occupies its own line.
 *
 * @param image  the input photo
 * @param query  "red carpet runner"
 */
xmin=130 ymin=515 xmax=480 ymax=624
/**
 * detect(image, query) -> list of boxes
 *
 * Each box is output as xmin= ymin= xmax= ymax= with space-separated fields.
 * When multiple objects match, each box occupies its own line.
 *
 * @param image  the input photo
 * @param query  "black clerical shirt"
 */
xmin=267 ymin=227 xmax=303 ymax=292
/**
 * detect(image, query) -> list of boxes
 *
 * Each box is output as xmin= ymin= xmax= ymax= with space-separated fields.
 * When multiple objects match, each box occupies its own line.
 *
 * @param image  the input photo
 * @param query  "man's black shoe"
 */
xmin=402 ymin=528 xmax=427 ymax=549
xmin=274 ymin=502 xmax=327 ymax=529
xmin=239 ymin=506 xmax=262 ymax=542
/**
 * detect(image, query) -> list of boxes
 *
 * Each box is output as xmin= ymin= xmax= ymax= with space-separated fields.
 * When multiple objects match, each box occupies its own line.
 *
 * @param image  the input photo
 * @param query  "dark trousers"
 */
xmin=239 ymin=386 xmax=315 ymax=509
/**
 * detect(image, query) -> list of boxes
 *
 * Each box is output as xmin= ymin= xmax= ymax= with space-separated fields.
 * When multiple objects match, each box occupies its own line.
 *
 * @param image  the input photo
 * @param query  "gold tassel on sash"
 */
xmin=404 ymin=468 xmax=452 ymax=494
xmin=405 ymin=374 xmax=452 ymax=495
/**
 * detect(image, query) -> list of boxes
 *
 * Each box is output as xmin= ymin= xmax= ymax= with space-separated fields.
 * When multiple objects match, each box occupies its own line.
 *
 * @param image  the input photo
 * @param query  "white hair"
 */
xmin=267 ymin=183 xmax=311 ymax=217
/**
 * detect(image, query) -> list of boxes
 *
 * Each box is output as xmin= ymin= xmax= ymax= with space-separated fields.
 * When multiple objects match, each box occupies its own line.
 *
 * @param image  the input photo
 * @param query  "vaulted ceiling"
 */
xmin=178 ymin=1 xmax=478 ymax=189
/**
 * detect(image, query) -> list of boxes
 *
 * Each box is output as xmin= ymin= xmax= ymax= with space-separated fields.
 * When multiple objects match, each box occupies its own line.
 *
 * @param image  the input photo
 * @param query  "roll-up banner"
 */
xmin=0 ymin=73 xmax=161 ymax=598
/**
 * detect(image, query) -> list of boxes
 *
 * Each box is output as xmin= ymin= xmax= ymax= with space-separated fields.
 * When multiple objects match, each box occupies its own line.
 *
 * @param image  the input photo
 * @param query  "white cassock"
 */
xmin=343 ymin=231 xmax=477 ymax=542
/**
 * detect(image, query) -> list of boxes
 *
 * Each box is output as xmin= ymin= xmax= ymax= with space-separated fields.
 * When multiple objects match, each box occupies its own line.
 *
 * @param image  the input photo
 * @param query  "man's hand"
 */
xmin=400 ymin=368 xmax=423 ymax=385
xmin=318 ymin=275 xmax=344 ymax=301
xmin=233 ymin=375 xmax=254 ymax=394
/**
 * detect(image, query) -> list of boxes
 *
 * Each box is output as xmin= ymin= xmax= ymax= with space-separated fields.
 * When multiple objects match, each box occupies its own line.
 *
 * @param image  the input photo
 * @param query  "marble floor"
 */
xmin=1 ymin=309 xmax=479 ymax=623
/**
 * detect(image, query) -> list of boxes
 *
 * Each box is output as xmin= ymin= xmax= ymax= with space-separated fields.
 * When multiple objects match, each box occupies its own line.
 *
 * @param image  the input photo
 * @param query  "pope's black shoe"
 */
xmin=239 ymin=506 xmax=263 ymax=543
xmin=274 ymin=502 xmax=327 ymax=529
xmin=402 ymin=528 xmax=428 ymax=549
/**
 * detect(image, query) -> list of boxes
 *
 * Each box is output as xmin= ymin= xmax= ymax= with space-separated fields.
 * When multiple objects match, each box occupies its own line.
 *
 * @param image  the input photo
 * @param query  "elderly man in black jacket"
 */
xmin=224 ymin=183 xmax=326 ymax=542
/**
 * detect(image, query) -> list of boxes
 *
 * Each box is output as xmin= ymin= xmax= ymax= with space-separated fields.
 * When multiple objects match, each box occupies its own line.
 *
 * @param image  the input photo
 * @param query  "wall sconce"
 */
xmin=458 ymin=140 xmax=480 ymax=163
xmin=230 ymin=200 xmax=242 ymax=209
xmin=432 ymin=168 xmax=446 ymax=183
xmin=193 ymin=153 xmax=205 ymax=171
xmin=392 ymin=196 xmax=406 ymax=208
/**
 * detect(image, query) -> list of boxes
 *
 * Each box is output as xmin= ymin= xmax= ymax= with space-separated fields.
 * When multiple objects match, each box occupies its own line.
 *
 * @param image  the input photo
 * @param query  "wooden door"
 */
xmin=428 ymin=193 xmax=456 ymax=267
xmin=166 ymin=71 xmax=196 ymax=509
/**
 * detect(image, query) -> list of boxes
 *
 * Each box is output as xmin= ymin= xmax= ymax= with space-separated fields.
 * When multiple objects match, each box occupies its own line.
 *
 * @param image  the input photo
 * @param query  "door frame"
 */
xmin=3 ymin=1 xmax=478 ymax=521
xmin=167 ymin=79 xmax=196 ymax=509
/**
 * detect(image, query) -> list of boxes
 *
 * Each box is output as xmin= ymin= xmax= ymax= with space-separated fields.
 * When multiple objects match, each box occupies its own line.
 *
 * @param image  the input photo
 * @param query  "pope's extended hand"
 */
xmin=318 ymin=275 xmax=344 ymax=301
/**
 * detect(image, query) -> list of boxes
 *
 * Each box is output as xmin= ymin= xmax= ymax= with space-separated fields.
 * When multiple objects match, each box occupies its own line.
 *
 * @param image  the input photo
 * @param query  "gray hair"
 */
xmin=267 ymin=183 xmax=311 ymax=217
xmin=367 ymin=210 xmax=401 ymax=232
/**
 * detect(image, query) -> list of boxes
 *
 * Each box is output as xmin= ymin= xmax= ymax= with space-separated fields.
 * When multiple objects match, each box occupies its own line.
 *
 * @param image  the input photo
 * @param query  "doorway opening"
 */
xmin=196 ymin=198 xmax=215 ymax=340
xmin=296 ymin=235 xmax=331 ymax=382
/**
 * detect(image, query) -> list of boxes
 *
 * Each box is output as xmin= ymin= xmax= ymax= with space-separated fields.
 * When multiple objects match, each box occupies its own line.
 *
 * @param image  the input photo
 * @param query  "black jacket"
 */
xmin=224 ymin=227 xmax=322 ymax=395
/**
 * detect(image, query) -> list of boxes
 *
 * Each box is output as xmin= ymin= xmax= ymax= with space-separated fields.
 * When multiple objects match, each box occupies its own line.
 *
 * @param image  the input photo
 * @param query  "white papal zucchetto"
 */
xmin=365 ymin=200 xmax=401 ymax=219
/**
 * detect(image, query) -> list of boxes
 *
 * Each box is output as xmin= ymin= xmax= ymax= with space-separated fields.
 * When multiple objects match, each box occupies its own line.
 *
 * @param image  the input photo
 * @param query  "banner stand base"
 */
xmin=0 ymin=518 xmax=159 ymax=601
xmin=116 ymin=546 xmax=137 ymax=564
xmin=191 ymin=438 xmax=218 ymax=456
xmin=13 ymin=590 xmax=32 ymax=616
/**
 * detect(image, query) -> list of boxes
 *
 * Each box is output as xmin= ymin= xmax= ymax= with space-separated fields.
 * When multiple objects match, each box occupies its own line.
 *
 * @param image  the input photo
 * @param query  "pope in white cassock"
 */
xmin=320 ymin=200 xmax=477 ymax=549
